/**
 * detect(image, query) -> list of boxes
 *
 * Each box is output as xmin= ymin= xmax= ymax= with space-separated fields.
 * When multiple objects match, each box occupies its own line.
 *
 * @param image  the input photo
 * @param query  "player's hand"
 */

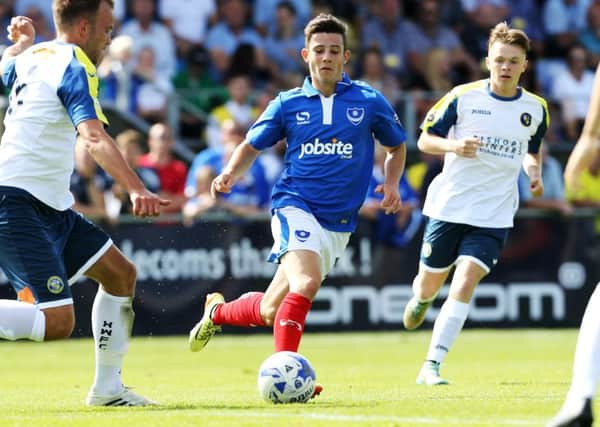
xmin=7 ymin=16 xmax=35 ymax=46
xmin=375 ymin=184 xmax=402 ymax=215
xmin=129 ymin=189 xmax=171 ymax=217
xmin=529 ymin=175 xmax=544 ymax=198
xmin=452 ymin=137 xmax=481 ymax=158
xmin=211 ymin=173 xmax=234 ymax=198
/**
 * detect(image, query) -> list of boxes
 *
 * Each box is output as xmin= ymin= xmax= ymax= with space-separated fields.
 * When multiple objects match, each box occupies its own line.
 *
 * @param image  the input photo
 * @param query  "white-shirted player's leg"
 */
xmin=0 ymin=300 xmax=45 ymax=341
xmin=425 ymin=297 xmax=470 ymax=363
xmin=90 ymin=287 xmax=133 ymax=395
xmin=565 ymin=283 xmax=600 ymax=407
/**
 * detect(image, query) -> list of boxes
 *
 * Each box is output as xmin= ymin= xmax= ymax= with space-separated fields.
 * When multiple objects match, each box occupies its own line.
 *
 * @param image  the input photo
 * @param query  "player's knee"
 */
xmin=260 ymin=303 xmax=277 ymax=326
xmin=292 ymin=275 xmax=321 ymax=299
xmin=113 ymin=259 xmax=137 ymax=295
xmin=43 ymin=306 xmax=75 ymax=340
xmin=412 ymin=271 xmax=444 ymax=300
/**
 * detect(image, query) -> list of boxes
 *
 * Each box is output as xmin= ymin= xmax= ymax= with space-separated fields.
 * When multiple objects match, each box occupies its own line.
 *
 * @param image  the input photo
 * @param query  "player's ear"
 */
xmin=484 ymin=56 xmax=490 ymax=71
xmin=301 ymin=47 xmax=309 ymax=63
xmin=344 ymin=50 xmax=351 ymax=65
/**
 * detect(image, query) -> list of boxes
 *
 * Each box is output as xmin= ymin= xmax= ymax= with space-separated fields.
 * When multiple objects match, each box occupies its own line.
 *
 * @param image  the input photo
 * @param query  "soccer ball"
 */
xmin=257 ymin=351 xmax=316 ymax=404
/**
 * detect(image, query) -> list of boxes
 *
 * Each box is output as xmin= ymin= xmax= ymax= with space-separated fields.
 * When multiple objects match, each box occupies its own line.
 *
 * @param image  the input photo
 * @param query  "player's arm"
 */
xmin=77 ymin=120 xmax=170 ymax=217
xmin=418 ymin=131 xmax=481 ymax=158
xmin=211 ymin=141 xmax=260 ymax=198
xmin=376 ymin=143 xmax=406 ymax=215
xmin=522 ymin=150 xmax=544 ymax=198
xmin=564 ymin=63 xmax=600 ymax=188
xmin=0 ymin=16 xmax=34 ymax=77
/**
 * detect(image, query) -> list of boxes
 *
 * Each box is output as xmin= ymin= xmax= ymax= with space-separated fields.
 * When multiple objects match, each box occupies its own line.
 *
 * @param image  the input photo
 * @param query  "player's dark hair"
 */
xmin=488 ymin=22 xmax=530 ymax=54
xmin=53 ymin=0 xmax=114 ymax=30
xmin=304 ymin=13 xmax=347 ymax=50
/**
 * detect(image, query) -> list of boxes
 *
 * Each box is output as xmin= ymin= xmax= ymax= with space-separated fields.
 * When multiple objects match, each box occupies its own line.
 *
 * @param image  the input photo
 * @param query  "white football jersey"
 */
xmin=0 ymin=41 xmax=107 ymax=210
xmin=421 ymin=79 xmax=549 ymax=228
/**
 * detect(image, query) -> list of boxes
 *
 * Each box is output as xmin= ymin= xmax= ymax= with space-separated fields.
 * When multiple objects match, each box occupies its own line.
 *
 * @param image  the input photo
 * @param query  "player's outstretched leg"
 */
xmin=546 ymin=398 xmax=593 ymax=427
xmin=189 ymin=292 xmax=225 ymax=352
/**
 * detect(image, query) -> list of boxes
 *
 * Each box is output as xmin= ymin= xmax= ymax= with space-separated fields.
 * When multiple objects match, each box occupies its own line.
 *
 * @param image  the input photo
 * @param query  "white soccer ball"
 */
xmin=257 ymin=351 xmax=316 ymax=404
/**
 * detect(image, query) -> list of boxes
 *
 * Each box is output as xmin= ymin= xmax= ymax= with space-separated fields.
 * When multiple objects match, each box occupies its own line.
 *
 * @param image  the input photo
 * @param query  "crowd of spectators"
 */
xmin=2 ymin=0 xmax=600 ymax=248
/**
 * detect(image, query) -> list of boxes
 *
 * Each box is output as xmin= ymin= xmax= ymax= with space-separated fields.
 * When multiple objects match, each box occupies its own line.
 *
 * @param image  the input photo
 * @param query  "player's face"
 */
xmin=301 ymin=33 xmax=350 ymax=95
xmin=486 ymin=41 xmax=527 ymax=97
xmin=84 ymin=1 xmax=114 ymax=65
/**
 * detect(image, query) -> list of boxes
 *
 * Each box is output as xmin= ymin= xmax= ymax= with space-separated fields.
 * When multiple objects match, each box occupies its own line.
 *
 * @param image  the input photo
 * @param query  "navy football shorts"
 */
xmin=0 ymin=186 xmax=112 ymax=309
xmin=419 ymin=217 xmax=509 ymax=274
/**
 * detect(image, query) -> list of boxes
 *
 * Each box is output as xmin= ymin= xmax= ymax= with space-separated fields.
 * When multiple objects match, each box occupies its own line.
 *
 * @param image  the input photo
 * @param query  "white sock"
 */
xmin=91 ymin=287 xmax=134 ymax=396
xmin=426 ymin=298 xmax=470 ymax=364
xmin=565 ymin=284 xmax=600 ymax=406
xmin=0 ymin=300 xmax=45 ymax=342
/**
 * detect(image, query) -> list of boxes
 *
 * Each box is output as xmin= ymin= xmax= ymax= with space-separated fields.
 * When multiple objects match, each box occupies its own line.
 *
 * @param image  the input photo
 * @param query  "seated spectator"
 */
xmin=70 ymin=138 xmax=112 ymax=221
xmin=264 ymin=1 xmax=306 ymax=89
xmin=460 ymin=1 xmax=508 ymax=64
xmin=361 ymin=0 xmax=410 ymax=84
xmin=172 ymin=46 xmax=228 ymax=140
xmin=253 ymin=0 xmax=311 ymax=38
xmin=109 ymin=129 xmax=161 ymax=217
xmin=183 ymin=135 xmax=270 ymax=223
xmin=138 ymin=123 xmax=188 ymax=213
xmin=358 ymin=46 xmax=402 ymax=104
xmin=579 ymin=0 xmax=600 ymax=67
xmin=551 ymin=45 xmax=595 ymax=142
xmin=23 ymin=5 xmax=53 ymax=43
xmin=518 ymin=144 xmax=573 ymax=217
xmin=404 ymin=0 xmax=479 ymax=86
xmin=98 ymin=35 xmax=135 ymax=113
xmin=205 ymin=73 xmax=260 ymax=149
xmin=158 ymin=0 xmax=217 ymax=58
xmin=132 ymin=46 xmax=174 ymax=124
xmin=406 ymin=151 xmax=444 ymax=205
xmin=205 ymin=0 xmax=267 ymax=81
xmin=566 ymin=148 xmax=600 ymax=243
xmin=119 ymin=0 xmax=177 ymax=80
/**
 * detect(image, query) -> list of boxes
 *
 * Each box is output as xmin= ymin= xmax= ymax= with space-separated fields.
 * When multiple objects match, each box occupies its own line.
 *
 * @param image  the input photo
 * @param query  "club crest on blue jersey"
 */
xmin=296 ymin=111 xmax=310 ymax=125
xmin=46 ymin=276 xmax=65 ymax=294
xmin=346 ymin=107 xmax=365 ymax=126
xmin=295 ymin=230 xmax=310 ymax=242
xmin=520 ymin=112 xmax=532 ymax=127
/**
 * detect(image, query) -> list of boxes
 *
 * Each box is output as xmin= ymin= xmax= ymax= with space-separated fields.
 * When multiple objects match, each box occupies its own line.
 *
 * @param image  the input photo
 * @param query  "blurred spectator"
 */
xmin=23 ymin=5 xmax=52 ymax=42
xmin=205 ymin=0 xmax=267 ymax=81
xmin=505 ymin=0 xmax=545 ymax=58
xmin=205 ymin=73 xmax=260 ymax=149
xmin=264 ymin=1 xmax=306 ymax=89
xmin=551 ymin=45 xmax=595 ymax=142
xmin=98 ymin=35 xmax=135 ymax=113
xmin=183 ymin=124 xmax=270 ymax=223
xmin=173 ymin=46 xmax=228 ymax=139
xmin=361 ymin=0 xmax=410 ymax=83
xmin=406 ymin=151 xmax=443 ymax=205
xmin=254 ymin=0 xmax=311 ymax=38
xmin=15 ymin=0 xmax=51 ymax=25
xmin=358 ymin=46 xmax=402 ymax=104
xmin=70 ymin=138 xmax=112 ymax=221
xmin=0 ymin=1 xmax=14 ymax=47
xmin=543 ymin=0 xmax=591 ymax=58
xmin=518 ymin=144 xmax=574 ymax=217
xmin=131 ymin=46 xmax=174 ymax=124
xmin=579 ymin=0 xmax=600 ymax=67
xmin=404 ymin=0 xmax=479 ymax=86
xmin=109 ymin=129 xmax=161 ymax=218
xmin=566 ymin=149 xmax=600 ymax=240
xmin=119 ymin=0 xmax=177 ymax=79
xmin=158 ymin=0 xmax=217 ymax=58
xmin=460 ymin=1 xmax=509 ymax=63
xmin=138 ymin=123 xmax=188 ymax=213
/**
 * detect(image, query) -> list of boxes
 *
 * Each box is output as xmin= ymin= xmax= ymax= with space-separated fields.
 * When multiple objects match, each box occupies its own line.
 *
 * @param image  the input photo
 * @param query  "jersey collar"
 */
xmin=302 ymin=72 xmax=353 ymax=97
xmin=486 ymin=79 xmax=523 ymax=101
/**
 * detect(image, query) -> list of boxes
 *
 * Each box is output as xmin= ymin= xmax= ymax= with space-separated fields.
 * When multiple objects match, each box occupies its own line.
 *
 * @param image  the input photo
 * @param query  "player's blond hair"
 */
xmin=304 ymin=13 xmax=348 ymax=50
xmin=53 ymin=0 xmax=114 ymax=31
xmin=488 ymin=22 xmax=530 ymax=53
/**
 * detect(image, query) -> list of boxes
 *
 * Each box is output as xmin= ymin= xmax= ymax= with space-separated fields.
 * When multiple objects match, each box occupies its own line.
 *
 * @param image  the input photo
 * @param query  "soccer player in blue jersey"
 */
xmin=189 ymin=12 xmax=406 ymax=380
xmin=0 ymin=1 xmax=168 ymax=406
xmin=401 ymin=22 xmax=547 ymax=386
xmin=546 ymin=58 xmax=600 ymax=427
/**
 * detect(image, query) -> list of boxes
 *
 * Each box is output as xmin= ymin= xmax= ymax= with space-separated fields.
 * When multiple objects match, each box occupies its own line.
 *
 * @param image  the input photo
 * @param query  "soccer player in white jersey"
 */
xmin=401 ymin=22 xmax=548 ymax=385
xmin=546 ymin=50 xmax=600 ymax=427
xmin=0 ymin=1 xmax=168 ymax=406
xmin=188 ymin=14 xmax=407 ymax=393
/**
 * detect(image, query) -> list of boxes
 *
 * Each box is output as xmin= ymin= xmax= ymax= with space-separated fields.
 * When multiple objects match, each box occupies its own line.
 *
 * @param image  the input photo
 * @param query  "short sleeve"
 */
xmin=246 ymin=95 xmax=285 ymax=150
xmin=371 ymin=91 xmax=406 ymax=147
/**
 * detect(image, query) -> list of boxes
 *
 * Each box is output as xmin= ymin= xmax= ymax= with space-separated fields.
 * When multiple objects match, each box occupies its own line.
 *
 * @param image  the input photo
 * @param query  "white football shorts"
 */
xmin=267 ymin=206 xmax=351 ymax=278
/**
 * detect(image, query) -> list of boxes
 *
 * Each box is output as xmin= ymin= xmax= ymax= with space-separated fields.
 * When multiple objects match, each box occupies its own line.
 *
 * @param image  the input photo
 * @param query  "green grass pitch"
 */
xmin=0 ymin=330 xmax=590 ymax=427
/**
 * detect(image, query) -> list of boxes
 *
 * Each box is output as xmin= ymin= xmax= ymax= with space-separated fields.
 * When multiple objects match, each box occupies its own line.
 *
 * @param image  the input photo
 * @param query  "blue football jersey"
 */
xmin=247 ymin=74 xmax=406 ymax=232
